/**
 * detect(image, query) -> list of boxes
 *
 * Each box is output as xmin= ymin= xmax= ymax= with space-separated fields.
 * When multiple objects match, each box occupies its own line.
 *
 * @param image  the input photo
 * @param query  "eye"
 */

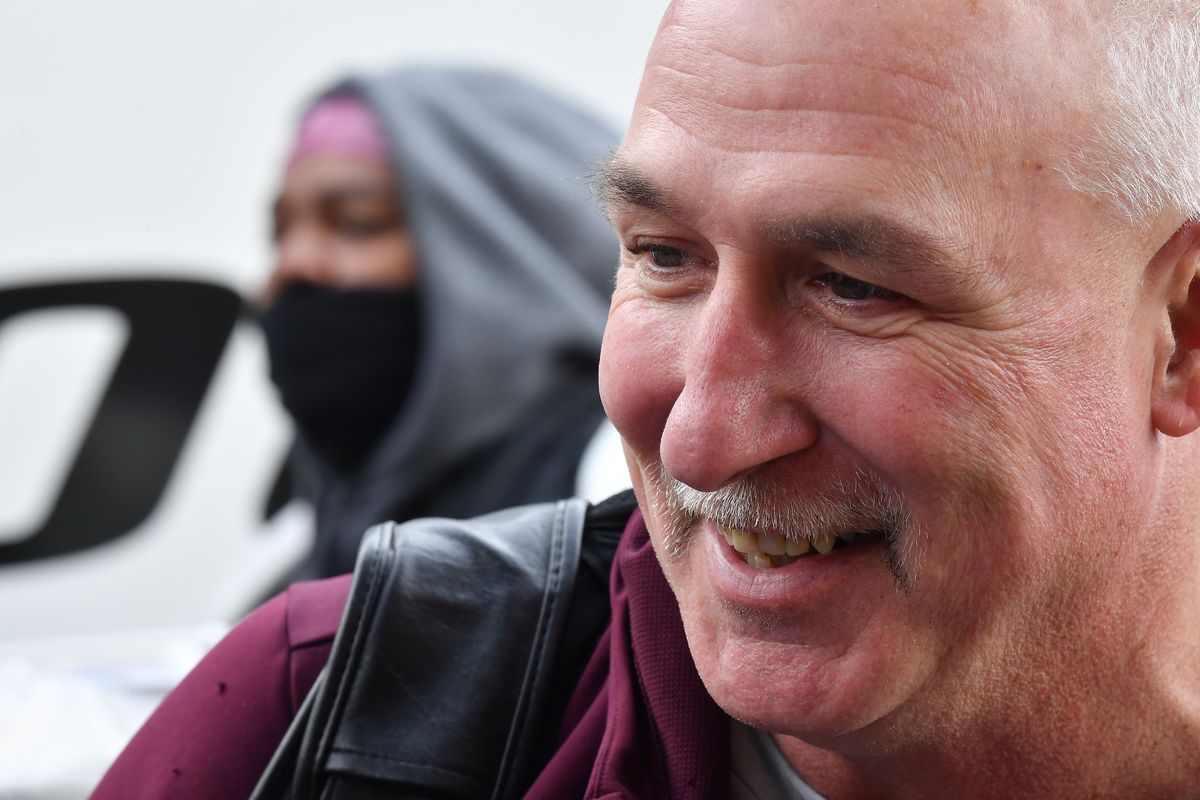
xmin=626 ymin=240 xmax=691 ymax=269
xmin=813 ymin=272 xmax=902 ymax=302
xmin=649 ymin=244 xmax=689 ymax=268
xmin=336 ymin=216 xmax=397 ymax=239
xmin=324 ymin=194 xmax=403 ymax=240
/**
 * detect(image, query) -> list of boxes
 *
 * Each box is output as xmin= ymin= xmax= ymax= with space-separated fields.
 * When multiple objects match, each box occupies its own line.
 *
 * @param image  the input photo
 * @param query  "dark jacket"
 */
xmin=92 ymin=498 xmax=733 ymax=799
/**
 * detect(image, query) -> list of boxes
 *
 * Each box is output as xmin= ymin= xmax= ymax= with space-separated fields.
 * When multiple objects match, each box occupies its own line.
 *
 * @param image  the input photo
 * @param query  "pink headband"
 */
xmin=287 ymin=95 xmax=390 ymax=167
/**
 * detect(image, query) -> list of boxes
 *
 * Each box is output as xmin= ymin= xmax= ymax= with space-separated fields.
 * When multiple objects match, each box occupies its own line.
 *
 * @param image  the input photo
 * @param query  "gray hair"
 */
xmin=1062 ymin=1 xmax=1200 ymax=224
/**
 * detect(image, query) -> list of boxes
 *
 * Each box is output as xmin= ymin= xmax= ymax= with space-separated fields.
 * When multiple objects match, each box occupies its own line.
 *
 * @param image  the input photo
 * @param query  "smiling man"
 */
xmin=596 ymin=0 xmax=1200 ymax=795
xmin=94 ymin=1 xmax=1200 ymax=798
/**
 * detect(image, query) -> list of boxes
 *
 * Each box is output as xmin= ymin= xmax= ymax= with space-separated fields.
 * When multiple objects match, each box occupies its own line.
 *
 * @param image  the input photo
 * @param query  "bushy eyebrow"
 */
xmin=591 ymin=156 xmax=681 ymax=216
xmin=766 ymin=215 xmax=966 ymax=282
xmin=592 ymin=155 xmax=974 ymax=289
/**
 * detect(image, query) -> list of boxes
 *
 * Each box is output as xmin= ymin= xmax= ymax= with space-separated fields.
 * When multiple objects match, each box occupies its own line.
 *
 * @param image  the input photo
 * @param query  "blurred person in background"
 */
xmin=258 ymin=66 xmax=621 ymax=577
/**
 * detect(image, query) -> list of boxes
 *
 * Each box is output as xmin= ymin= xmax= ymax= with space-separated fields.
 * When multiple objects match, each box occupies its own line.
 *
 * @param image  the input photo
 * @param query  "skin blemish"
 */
xmin=218 ymin=681 xmax=228 ymax=696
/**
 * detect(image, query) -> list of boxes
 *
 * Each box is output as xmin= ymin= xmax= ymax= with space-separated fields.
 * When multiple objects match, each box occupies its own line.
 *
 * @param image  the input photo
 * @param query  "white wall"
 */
xmin=0 ymin=0 xmax=667 ymax=639
xmin=0 ymin=0 xmax=665 ymax=289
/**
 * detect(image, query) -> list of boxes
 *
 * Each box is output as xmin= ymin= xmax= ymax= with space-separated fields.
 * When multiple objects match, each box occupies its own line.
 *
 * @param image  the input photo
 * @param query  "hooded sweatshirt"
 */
xmin=285 ymin=67 xmax=620 ymax=577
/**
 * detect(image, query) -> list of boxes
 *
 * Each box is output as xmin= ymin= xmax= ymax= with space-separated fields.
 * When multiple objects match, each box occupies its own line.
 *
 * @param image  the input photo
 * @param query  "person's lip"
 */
xmin=700 ymin=519 xmax=890 ymax=611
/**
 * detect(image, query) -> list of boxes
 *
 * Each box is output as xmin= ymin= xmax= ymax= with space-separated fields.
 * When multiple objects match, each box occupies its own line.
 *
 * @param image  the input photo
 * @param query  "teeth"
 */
xmin=785 ymin=537 xmax=811 ymax=556
xmin=729 ymin=530 xmax=756 ymax=554
xmin=719 ymin=525 xmax=871 ymax=568
xmin=747 ymin=553 xmax=773 ymax=569
xmin=758 ymin=531 xmax=787 ymax=556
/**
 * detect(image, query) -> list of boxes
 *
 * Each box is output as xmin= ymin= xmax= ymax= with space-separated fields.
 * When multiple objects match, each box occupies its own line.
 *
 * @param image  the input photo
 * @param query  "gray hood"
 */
xmin=291 ymin=67 xmax=620 ymax=575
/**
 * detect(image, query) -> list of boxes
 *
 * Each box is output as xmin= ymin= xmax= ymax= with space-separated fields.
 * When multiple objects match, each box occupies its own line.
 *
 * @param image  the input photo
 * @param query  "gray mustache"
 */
xmin=647 ymin=464 xmax=919 ymax=586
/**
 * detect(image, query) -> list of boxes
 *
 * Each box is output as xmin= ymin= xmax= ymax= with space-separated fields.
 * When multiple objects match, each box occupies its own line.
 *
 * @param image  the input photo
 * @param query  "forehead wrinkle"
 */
xmin=669 ymin=38 xmax=959 ymax=98
xmin=647 ymin=1 xmax=1085 ymax=173
xmin=640 ymin=60 xmax=968 ymax=161
xmin=638 ymin=105 xmax=937 ymax=167
xmin=654 ymin=2 xmax=985 ymax=108
xmin=652 ymin=64 xmax=953 ymax=141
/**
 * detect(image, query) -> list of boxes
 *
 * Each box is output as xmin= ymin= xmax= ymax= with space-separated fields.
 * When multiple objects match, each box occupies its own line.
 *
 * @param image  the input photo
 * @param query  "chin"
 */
xmin=674 ymin=577 xmax=935 ymax=744
xmin=709 ymin=640 xmax=897 ymax=739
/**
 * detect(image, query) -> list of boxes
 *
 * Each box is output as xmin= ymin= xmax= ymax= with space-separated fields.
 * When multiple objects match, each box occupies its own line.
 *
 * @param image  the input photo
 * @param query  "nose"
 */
xmin=271 ymin=224 xmax=332 ymax=291
xmin=658 ymin=273 xmax=819 ymax=493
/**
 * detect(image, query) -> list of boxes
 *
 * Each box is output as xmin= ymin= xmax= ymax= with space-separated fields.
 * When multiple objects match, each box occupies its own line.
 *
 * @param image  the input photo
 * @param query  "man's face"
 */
xmin=599 ymin=0 xmax=1170 ymax=746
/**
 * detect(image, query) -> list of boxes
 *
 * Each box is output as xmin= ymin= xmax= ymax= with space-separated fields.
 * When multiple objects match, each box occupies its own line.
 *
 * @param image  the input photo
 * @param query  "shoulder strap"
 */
xmin=253 ymin=496 xmax=597 ymax=799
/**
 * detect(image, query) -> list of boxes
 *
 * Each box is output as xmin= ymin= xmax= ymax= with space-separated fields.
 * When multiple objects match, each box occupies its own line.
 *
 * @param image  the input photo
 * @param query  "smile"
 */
xmin=718 ymin=524 xmax=886 ymax=569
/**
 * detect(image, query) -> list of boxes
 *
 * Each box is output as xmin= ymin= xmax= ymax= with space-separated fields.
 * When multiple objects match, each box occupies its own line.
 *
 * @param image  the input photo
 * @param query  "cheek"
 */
xmin=813 ymin=349 xmax=971 ymax=483
xmin=831 ymin=336 xmax=1148 ymax=581
xmin=811 ymin=341 xmax=1048 ymax=562
xmin=599 ymin=300 xmax=685 ymax=457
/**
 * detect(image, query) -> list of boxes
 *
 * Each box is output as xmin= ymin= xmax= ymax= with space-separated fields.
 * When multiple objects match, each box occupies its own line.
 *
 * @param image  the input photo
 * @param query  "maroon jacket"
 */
xmin=92 ymin=511 xmax=730 ymax=799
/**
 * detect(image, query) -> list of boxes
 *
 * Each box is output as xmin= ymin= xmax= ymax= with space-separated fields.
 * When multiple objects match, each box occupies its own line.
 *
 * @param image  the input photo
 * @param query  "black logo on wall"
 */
xmin=0 ymin=279 xmax=244 ymax=565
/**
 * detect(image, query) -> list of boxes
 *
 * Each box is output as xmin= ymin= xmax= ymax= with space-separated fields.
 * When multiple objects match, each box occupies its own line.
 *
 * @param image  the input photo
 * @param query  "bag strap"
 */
xmin=253 ymin=495 xmax=605 ymax=799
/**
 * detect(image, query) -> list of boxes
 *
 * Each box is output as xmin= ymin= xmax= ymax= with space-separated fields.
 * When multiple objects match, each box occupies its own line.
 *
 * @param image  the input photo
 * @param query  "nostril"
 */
xmin=659 ymin=382 xmax=819 ymax=495
xmin=658 ymin=416 xmax=737 ymax=494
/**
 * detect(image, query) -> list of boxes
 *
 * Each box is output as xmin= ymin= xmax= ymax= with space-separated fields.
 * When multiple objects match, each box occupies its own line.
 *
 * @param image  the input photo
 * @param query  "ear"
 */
xmin=1151 ymin=221 xmax=1200 ymax=437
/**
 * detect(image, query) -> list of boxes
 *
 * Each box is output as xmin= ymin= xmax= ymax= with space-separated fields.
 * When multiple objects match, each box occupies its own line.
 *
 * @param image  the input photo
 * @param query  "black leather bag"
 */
xmin=251 ymin=492 xmax=633 ymax=799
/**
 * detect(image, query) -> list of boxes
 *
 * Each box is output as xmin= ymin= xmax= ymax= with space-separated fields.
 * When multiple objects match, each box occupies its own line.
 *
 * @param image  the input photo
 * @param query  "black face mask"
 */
xmin=259 ymin=283 xmax=421 ymax=474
